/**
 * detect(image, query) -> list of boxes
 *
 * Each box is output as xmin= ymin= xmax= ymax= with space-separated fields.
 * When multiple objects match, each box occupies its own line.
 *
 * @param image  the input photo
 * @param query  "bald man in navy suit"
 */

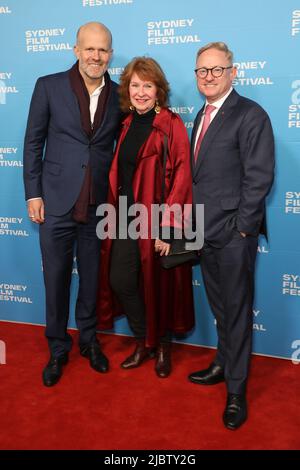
xmin=23 ymin=22 xmax=121 ymax=386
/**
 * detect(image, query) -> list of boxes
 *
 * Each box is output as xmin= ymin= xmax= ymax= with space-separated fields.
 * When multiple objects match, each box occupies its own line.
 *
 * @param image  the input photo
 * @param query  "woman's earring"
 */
xmin=154 ymin=101 xmax=161 ymax=114
xmin=129 ymin=105 xmax=135 ymax=111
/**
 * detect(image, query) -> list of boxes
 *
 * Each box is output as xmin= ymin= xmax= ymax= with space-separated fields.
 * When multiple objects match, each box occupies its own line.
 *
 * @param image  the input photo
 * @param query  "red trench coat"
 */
xmin=97 ymin=108 xmax=195 ymax=347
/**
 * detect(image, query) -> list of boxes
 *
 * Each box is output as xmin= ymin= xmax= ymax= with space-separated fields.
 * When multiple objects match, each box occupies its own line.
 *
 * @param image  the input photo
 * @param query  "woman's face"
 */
xmin=129 ymin=72 xmax=158 ymax=114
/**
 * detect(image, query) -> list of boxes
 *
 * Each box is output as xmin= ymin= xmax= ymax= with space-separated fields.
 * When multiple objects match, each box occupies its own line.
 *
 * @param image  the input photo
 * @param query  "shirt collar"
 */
xmin=205 ymin=87 xmax=233 ymax=110
xmin=90 ymin=76 xmax=106 ymax=97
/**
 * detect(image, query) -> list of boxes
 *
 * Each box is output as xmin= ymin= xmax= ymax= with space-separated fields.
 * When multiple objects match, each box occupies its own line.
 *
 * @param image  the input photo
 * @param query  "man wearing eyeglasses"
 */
xmin=23 ymin=22 xmax=121 ymax=386
xmin=188 ymin=42 xmax=275 ymax=430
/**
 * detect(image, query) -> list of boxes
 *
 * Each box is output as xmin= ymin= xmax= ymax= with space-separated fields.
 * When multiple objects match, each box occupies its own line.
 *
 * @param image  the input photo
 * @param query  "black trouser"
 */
xmin=200 ymin=231 xmax=258 ymax=395
xmin=39 ymin=206 xmax=101 ymax=357
xmin=109 ymin=237 xmax=171 ymax=343
xmin=110 ymin=238 xmax=146 ymax=338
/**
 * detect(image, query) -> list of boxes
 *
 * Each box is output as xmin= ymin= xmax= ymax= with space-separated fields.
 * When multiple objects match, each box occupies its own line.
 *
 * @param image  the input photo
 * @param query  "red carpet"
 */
xmin=0 ymin=321 xmax=299 ymax=450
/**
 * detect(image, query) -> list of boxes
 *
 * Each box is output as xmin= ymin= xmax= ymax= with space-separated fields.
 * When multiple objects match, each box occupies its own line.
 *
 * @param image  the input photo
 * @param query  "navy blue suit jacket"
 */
xmin=191 ymin=89 xmax=275 ymax=247
xmin=23 ymin=69 xmax=121 ymax=215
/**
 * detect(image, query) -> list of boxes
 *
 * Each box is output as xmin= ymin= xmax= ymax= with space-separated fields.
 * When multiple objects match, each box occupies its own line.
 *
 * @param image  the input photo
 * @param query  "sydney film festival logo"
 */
xmin=0 ymin=73 xmax=18 ymax=105
xmin=233 ymin=60 xmax=274 ymax=87
xmin=108 ymin=66 xmax=124 ymax=80
xmin=0 ymin=147 xmax=22 ymax=167
xmin=0 ymin=5 xmax=11 ymax=14
xmin=0 ymin=283 xmax=33 ymax=305
xmin=291 ymin=10 xmax=300 ymax=36
xmin=25 ymin=27 xmax=72 ymax=53
xmin=0 ymin=217 xmax=29 ymax=237
xmin=147 ymin=18 xmax=200 ymax=46
xmin=285 ymin=191 xmax=300 ymax=214
xmin=291 ymin=340 xmax=300 ymax=364
xmin=288 ymin=80 xmax=300 ymax=129
xmin=169 ymin=104 xmax=194 ymax=130
xmin=253 ymin=309 xmax=267 ymax=333
xmin=257 ymin=241 xmax=269 ymax=254
xmin=82 ymin=0 xmax=133 ymax=6
xmin=282 ymin=273 xmax=300 ymax=296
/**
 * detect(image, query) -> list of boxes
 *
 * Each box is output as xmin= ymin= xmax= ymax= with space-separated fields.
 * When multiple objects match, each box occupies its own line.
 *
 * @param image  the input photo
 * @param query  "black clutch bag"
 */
xmin=159 ymin=135 xmax=199 ymax=270
xmin=160 ymin=239 xmax=199 ymax=269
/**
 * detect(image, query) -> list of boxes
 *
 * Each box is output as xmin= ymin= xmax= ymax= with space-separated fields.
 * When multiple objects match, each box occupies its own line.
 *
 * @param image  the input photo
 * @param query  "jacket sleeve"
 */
xmin=236 ymin=106 xmax=275 ymax=235
xmin=161 ymin=115 xmax=193 ymax=231
xmin=23 ymin=77 xmax=50 ymax=200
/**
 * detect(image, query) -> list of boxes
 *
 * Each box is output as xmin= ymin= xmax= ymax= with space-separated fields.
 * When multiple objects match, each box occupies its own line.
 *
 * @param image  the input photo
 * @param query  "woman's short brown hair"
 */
xmin=118 ymin=56 xmax=170 ymax=112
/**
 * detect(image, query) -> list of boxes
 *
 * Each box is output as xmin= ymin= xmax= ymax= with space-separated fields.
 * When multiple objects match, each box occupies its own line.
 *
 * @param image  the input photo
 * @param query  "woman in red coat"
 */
xmin=97 ymin=57 xmax=194 ymax=377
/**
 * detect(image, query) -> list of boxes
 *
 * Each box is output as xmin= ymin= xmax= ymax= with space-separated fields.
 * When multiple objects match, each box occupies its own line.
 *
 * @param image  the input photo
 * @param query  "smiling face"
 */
xmin=74 ymin=24 xmax=112 ymax=87
xmin=195 ymin=48 xmax=237 ymax=103
xmin=129 ymin=72 xmax=158 ymax=114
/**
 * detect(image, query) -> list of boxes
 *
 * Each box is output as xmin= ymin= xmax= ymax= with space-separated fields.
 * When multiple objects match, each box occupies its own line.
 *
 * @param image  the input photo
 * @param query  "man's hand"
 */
xmin=155 ymin=238 xmax=171 ymax=256
xmin=27 ymin=199 xmax=45 ymax=224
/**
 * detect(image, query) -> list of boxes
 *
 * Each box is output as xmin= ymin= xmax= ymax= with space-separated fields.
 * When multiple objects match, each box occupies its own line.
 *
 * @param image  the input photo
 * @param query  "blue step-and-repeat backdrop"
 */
xmin=0 ymin=0 xmax=299 ymax=361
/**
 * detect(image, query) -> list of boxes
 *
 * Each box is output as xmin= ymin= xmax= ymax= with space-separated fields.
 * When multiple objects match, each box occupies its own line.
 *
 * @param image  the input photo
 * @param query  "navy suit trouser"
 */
xmin=39 ymin=206 xmax=101 ymax=357
xmin=200 ymin=231 xmax=258 ymax=395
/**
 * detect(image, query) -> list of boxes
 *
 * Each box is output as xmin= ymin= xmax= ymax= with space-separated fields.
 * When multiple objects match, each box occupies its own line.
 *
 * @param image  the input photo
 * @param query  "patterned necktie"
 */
xmin=194 ymin=104 xmax=216 ymax=162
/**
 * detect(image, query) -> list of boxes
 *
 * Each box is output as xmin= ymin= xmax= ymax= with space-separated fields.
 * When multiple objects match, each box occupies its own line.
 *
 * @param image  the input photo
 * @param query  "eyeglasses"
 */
xmin=194 ymin=66 xmax=233 ymax=79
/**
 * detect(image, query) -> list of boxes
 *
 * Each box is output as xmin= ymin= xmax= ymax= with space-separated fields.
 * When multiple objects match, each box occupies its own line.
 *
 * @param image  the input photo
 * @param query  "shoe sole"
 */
xmin=43 ymin=377 xmax=60 ymax=387
xmin=121 ymin=353 xmax=155 ymax=369
xmin=223 ymin=418 xmax=247 ymax=431
xmin=80 ymin=351 xmax=109 ymax=373
xmin=188 ymin=376 xmax=225 ymax=385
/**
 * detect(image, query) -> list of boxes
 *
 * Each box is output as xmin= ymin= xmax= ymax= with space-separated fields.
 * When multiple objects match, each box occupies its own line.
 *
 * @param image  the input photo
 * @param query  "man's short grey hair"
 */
xmin=196 ymin=42 xmax=234 ymax=64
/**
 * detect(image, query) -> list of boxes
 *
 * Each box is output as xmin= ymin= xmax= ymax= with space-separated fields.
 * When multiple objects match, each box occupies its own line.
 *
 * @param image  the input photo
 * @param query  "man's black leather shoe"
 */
xmin=223 ymin=393 xmax=247 ymax=430
xmin=42 ymin=353 xmax=69 ymax=387
xmin=80 ymin=342 xmax=109 ymax=373
xmin=188 ymin=363 xmax=224 ymax=385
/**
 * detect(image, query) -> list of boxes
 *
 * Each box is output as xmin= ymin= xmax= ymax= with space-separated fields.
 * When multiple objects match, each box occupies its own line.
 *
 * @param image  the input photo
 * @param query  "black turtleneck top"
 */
xmin=118 ymin=108 xmax=155 ymax=208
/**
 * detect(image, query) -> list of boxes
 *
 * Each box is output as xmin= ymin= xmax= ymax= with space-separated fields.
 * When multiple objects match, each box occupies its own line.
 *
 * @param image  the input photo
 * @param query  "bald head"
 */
xmin=76 ymin=22 xmax=112 ymax=49
xmin=74 ymin=21 xmax=113 ymax=90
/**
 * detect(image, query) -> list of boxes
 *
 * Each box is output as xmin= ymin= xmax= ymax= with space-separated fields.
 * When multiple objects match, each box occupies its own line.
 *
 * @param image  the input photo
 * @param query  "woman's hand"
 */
xmin=154 ymin=238 xmax=171 ymax=256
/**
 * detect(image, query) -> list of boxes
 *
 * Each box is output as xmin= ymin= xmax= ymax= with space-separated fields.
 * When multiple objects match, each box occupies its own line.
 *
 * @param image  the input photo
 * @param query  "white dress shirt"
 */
xmin=89 ymin=77 xmax=105 ymax=126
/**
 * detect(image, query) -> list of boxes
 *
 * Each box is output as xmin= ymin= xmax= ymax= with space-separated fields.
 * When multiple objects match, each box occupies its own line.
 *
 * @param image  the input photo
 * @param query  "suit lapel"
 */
xmin=91 ymin=97 xmax=109 ymax=142
xmin=193 ymin=90 xmax=240 ymax=178
xmin=191 ymin=106 xmax=205 ymax=170
xmin=63 ymin=74 xmax=87 ymax=140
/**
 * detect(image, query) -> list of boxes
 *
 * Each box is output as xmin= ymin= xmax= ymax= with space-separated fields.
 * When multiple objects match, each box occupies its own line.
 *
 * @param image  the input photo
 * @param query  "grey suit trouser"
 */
xmin=200 ymin=231 xmax=258 ymax=395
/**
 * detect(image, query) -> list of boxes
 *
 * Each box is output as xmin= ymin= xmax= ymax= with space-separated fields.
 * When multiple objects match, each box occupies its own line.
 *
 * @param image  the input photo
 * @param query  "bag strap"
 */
xmin=160 ymin=134 xmax=168 ymax=205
